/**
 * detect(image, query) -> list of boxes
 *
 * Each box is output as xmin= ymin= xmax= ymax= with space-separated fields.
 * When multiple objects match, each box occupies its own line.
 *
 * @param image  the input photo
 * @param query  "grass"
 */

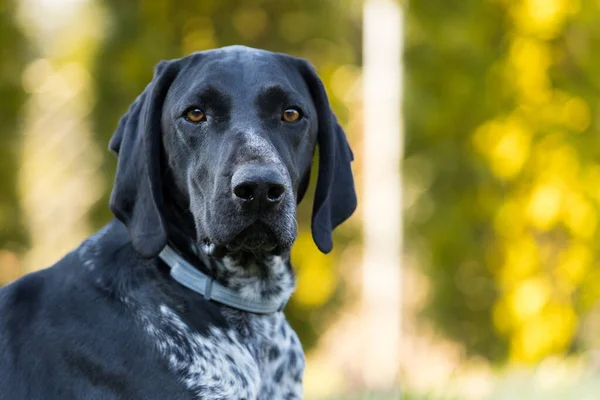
xmin=321 ymin=374 xmax=600 ymax=400
xmin=318 ymin=356 xmax=600 ymax=400
xmin=322 ymin=391 xmax=454 ymax=400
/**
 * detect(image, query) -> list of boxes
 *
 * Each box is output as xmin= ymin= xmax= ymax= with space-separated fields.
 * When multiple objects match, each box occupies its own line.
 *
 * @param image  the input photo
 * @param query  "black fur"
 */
xmin=0 ymin=46 xmax=356 ymax=399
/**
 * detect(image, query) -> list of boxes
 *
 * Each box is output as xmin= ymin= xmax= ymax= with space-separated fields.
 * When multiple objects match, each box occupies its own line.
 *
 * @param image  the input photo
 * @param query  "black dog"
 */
xmin=0 ymin=46 xmax=356 ymax=399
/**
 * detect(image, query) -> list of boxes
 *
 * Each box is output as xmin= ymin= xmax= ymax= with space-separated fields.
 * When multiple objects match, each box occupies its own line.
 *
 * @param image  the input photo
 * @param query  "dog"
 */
xmin=0 ymin=46 xmax=356 ymax=399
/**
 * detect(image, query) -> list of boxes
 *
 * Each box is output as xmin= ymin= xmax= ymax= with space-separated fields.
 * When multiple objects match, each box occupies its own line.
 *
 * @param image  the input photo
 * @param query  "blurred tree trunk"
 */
xmin=17 ymin=1 xmax=104 ymax=272
xmin=0 ymin=0 xmax=29 ymax=284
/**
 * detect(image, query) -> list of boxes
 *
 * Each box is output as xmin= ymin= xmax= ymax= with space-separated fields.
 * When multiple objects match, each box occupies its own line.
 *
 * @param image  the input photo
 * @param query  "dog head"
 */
xmin=109 ymin=46 xmax=356 ymax=259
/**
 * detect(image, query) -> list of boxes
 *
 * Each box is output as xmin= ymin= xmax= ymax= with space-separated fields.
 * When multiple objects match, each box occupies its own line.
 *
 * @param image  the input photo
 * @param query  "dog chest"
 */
xmin=141 ymin=304 xmax=261 ymax=400
xmin=140 ymin=304 xmax=304 ymax=400
xmin=252 ymin=314 xmax=304 ymax=399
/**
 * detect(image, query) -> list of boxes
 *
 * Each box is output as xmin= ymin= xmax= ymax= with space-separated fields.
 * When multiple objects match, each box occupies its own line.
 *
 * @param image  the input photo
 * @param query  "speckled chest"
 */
xmin=140 ymin=304 xmax=304 ymax=400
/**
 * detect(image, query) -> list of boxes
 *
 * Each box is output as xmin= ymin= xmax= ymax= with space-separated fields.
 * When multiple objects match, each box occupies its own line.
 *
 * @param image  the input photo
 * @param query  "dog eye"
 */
xmin=282 ymin=108 xmax=301 ymax=123
xmin=184 ymin=108 xmax=207 ymax=123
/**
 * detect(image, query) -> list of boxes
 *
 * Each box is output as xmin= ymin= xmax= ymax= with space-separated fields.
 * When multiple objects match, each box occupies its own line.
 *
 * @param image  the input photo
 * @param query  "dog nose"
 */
xmin=232 ymin=166 xmax=286 ymax=209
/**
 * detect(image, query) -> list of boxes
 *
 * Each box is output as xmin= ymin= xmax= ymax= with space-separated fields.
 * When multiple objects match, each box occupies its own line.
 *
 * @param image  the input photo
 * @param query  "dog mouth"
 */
xmin=228 ymin=222 xmax=279 ymax=252
xmin=201 ymin=222 xmax=283 ymax=257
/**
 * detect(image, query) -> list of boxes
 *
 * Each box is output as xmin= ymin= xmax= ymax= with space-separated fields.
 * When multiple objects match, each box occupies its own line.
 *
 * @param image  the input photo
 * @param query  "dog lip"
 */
xmin=202 ymin=239 xmax=282 ymax=257
xmin=200 ymin=216 xmax=295 ymax=256
xmin=201 ymin=222 xmax=281 ymax=256
xmin=225 ymin=242 xmax=277 ymax=253
xmin=231 ymin=222 xmax=277 ymax=249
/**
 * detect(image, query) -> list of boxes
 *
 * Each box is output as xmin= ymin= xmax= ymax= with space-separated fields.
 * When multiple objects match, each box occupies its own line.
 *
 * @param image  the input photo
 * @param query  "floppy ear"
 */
xmin=297 ymin=61 xmax=357 ymax=254
xmin=108 ymin=60 xmax=180 ymax=258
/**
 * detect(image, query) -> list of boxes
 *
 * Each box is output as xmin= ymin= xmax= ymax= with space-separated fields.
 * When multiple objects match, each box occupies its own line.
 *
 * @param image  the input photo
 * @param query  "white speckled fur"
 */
xmin=142 ymin=305 xmax=261 ymax=399
xmin=245 ymin=310 xmax=305 ymax=399
xmin=220 ymin=255 xmax=295 ymax=304
xmin=133 ymin=246 xmax=303 ymax=399
xmin=140 ymin=302 xmax=304 ymax=400
xmin=79 ymin=225 xmax=109 ymax=271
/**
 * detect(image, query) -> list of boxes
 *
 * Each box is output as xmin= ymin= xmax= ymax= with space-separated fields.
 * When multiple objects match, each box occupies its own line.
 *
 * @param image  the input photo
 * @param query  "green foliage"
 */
xmin=405 ymin=0 xmax=600 ymax=362
xmin=405 ymin=0 xmax=511 ymax=362
xmin=0 ymin=0 xmax=29 ymax=254
xmin=91 ymin=0 xmax=361 ymax=351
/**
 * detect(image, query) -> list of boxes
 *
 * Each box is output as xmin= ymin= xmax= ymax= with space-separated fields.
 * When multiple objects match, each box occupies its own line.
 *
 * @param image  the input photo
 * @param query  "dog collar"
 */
xmin=158 ymin=245 xmax=288 ymax=314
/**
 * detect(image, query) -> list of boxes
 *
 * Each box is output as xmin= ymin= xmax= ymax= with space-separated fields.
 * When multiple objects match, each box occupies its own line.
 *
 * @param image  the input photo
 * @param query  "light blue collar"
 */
xmin=158 ymin=245 xmax=287 ymax=314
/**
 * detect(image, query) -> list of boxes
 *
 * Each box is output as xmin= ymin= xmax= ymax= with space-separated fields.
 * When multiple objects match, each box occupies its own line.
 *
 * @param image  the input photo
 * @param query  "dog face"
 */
xmin=109 ymin=46 xmax=356 ymax=259
xmin=161 ymin=48 xmax=317 ymax=256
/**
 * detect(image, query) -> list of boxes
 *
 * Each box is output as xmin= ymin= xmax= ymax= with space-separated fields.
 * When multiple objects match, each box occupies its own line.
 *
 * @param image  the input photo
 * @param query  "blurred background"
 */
xmin=2 ymin=0 xmax=600 ymax=399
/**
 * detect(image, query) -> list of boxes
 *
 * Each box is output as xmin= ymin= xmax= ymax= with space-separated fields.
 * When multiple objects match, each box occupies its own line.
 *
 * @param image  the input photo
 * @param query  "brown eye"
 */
xmin=282 ymin=108 xmax=301 ymax=123
xmin=185 ymin=108 xmax=206 ymax=123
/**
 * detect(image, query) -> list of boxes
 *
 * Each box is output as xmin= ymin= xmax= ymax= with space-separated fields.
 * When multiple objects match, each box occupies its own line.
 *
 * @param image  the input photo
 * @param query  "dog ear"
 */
xmin=108 ymin=60 xmax=179 ymax=258
xmin=297 ymin=60 xmax=357 ymax=254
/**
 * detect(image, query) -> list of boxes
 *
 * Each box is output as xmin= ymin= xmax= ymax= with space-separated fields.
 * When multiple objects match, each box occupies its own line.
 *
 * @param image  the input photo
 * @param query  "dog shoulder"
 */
xmin=0 ymin=221 xmax=131 ymax=356
xmin=0 ymin=263 xmax=65 ymax=396
xmin=0 ymin=249 xmax=81 ymax=346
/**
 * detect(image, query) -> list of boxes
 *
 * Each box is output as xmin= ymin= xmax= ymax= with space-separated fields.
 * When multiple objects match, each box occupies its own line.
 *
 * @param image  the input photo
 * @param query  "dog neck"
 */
xmin=163 ymin=214 xmax=295 ymax=311
xmin=161 ymin=183 xmax=295 ymax=311
xmin=165 ymin=239 xmax=295 ymax=311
